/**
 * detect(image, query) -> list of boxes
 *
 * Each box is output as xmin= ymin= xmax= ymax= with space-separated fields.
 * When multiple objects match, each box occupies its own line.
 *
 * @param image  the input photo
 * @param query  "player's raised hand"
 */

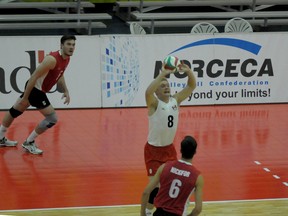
xmin=161 ymin=64 xmax=175 ymax=76
xmin=178 ymin=62 xmax=192 ymax=73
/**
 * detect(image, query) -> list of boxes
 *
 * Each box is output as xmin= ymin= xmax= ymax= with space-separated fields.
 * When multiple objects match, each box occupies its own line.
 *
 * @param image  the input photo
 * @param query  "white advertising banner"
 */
xmin=1 ymin=33 xmax=288 ymax=109
xmin=0 ymin=36 xmax=101 ymax=110
xmin=100 ymin=33 xmax=288 ymax=107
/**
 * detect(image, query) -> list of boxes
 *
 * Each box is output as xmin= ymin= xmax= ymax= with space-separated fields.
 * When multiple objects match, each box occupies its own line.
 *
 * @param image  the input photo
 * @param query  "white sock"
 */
xmin=0 ymin=125 xmax=7 ymax=139
xmin=145 ymin=208 xmax=153 ymax=216
xmin=26 ymin=130 xmax=39 ymax=142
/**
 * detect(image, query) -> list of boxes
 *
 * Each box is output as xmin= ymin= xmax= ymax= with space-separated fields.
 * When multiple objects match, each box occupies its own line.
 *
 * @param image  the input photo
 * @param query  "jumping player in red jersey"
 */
xmin=141 ymin=135 xmax=203 ymax=216
xmin=0 ymin=35 xmax=76 ymax=154
xmin=144 ymin=62 xmax=196 ymax=215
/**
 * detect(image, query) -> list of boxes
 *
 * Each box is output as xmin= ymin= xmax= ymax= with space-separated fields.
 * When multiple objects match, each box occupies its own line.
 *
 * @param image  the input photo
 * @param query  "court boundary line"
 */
xmin=0 ymin=198 xmax=287 ymax=212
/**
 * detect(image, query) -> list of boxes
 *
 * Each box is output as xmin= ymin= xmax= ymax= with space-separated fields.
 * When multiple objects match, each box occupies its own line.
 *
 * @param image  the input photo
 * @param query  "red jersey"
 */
xmin=35 ymin=51 xmax=70 ymax=93
xmin=154 ymin=160 xmax=200 ymax=216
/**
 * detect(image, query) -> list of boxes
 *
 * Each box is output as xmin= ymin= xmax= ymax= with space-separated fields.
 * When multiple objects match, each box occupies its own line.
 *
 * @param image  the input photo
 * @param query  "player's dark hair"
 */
xmin=181 ymin=135 xmax=197 ymax=159
xmin=61 ymin=35 xmax=76 ymax=44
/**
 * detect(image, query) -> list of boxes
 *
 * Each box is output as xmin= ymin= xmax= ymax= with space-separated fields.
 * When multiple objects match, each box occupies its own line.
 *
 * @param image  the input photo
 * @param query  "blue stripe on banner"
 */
xmin=169 ymin=38 xmax=262 ymax=55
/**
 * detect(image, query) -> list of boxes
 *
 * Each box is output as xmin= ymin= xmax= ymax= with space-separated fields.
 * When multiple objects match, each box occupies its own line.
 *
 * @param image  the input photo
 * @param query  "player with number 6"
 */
xmin=144 ymin=58 xmax=197 ymax=215
xmin=141 ymin=135 xmax=203 ymax=216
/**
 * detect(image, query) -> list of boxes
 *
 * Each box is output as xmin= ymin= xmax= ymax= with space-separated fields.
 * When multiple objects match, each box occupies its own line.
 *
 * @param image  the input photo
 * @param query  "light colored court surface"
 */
xmin=0 ymin=199 xmax=287 ymax=215
xmin=0 ymin=104 xmax=287 ymax=215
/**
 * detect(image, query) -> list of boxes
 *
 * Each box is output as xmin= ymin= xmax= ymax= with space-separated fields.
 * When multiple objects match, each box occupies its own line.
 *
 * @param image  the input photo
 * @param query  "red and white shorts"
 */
xmin=144 ymin=142 xmax=177 ymax=176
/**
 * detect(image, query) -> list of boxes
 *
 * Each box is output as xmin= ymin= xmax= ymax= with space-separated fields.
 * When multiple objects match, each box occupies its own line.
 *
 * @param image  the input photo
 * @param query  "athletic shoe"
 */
xmin=22 ymin=140 xmax=43 ymax=155
xmin=0 ymin=137 xmax=18 ymax=147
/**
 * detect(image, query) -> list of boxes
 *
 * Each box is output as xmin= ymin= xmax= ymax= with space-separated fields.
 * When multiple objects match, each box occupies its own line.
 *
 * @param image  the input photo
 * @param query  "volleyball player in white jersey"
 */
xmin=144 ymin=62 xmax=196 ymax=215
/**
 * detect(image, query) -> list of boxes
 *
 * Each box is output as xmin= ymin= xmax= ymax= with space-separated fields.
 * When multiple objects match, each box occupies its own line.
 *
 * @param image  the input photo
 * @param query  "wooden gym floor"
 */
xmin=0 ymin=104 xmax=287 ymax=215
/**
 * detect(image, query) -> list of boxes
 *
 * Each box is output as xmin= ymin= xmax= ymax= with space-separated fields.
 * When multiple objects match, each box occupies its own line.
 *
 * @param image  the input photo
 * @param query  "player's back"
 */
xmin=154 ymin=160 xmax=200 ymax=215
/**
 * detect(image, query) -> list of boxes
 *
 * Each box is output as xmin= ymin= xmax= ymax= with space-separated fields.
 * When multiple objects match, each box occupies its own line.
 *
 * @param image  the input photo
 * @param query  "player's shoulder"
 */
xmin=169 ymin=96 xmax=179 ymax=104
xmin=147 ymin=98 xmax=158 ymax=114
xmin=191 ymin=165 xmax=201 ymax=176
xmin=40 ymin=54 xmax=57 ymax=69
xmin=44 ymin=54 xmax=57 ymax=63
xmin=48 ymin=50 xmax=59 ymax=56
xmin=47 ymin=51 xmax=61 ymax=60
xmin=171 ymin=93 xmax=180 ymax=106
xmin=165 ymin=160 xmax=178 ymax=167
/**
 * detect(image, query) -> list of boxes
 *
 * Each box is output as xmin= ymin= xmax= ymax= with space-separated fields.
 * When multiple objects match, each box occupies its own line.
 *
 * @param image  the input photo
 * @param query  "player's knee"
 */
xmin=39 ymin=113 xmax=58 ymax=130
xmin=148 ymin=187 xmax=159 ymax=204
xmin=46 ymin=113 xmax=58 ymax=128
xmin=9 ymin=107 xmax=23 ymax=118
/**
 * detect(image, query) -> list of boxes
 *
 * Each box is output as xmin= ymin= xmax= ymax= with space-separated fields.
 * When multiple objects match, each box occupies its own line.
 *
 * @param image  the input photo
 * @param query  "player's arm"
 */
xmin=173 ymin=63 xmax=196 ymax=104
xmin=140 ymin=164 xmax=165 ymax=216
xmin=145 ymin=67 xmax=171 ymax=110
xmin=188 ymin=175 xmax=204 ymax=216
xmin=57 ymin=76 xmax=70 ymax=105
xmin=20 ymin=55 xmax=56 ymax=105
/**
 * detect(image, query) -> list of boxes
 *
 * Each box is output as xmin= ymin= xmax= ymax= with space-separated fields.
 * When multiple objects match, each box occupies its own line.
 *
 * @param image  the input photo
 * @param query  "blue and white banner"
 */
xmin=1 ymin=33 xmax=288 ymax=109
xmin=100 ymin=36 xmax=141 ymax=107
xmin=100 ymin=33 xmax=288 ymax=107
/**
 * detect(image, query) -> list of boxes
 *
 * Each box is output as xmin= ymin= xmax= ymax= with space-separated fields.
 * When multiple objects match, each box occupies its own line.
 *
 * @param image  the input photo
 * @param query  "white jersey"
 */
xmin=148 ymin=97 xmax=179 ymax=147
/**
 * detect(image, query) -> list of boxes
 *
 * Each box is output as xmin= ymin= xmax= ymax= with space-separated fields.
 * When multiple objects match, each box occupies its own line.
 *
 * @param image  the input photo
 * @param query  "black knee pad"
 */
xmin=9 ymin=107 xmax=23 ymax=118
xmin=148 ymin=187 xmax=159 ymax=204
xmin=46 ymin=122 xmax=56 ymax=128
